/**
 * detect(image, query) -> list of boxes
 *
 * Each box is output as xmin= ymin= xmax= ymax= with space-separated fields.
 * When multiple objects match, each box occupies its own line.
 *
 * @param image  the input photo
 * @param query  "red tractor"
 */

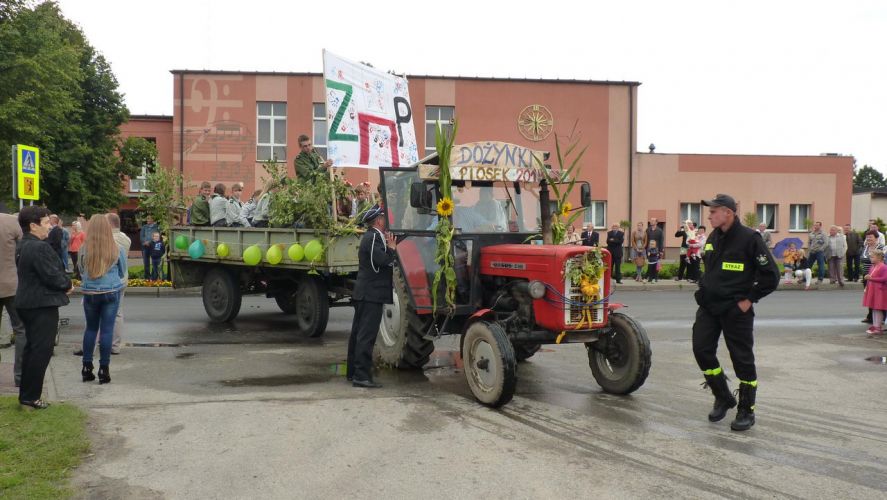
xmin=374 ymin=155 xmax=651 ymax=407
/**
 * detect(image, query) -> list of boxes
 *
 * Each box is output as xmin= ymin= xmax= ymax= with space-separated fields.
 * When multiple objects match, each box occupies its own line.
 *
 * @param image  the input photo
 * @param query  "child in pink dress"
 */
xmin=862 ymin=248 xmax=887 ymax=337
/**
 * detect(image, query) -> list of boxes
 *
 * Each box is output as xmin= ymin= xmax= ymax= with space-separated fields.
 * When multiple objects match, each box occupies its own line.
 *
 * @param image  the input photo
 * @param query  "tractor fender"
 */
xmin=607 ymin=303 xmax=627 ymax=312
xmin=462 ymin=308 xmax=496 ymax=333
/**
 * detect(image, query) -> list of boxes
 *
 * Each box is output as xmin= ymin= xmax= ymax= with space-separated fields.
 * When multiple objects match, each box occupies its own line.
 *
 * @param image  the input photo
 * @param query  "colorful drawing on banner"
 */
xmin=323 ymin=50 xmax=418 ymax=168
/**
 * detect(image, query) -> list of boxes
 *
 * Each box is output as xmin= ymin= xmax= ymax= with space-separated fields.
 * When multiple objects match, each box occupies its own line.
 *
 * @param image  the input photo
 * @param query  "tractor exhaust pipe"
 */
xmin=540 ymin=179 xmax=552 ymax=244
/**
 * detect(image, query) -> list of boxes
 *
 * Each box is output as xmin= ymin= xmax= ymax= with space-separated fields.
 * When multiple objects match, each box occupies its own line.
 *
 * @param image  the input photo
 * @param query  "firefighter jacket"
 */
xmin=695 ymin=218 xmax=780 ymax=315
xmin=353 ymin=227 xmax=397 ymax=304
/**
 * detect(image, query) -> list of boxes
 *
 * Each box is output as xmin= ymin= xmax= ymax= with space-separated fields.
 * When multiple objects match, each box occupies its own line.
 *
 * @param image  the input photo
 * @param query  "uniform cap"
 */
xmin=701 ymin=193 xmax=737 ymax=212
xmin=361 ymin=204 xmax=385 ymax=224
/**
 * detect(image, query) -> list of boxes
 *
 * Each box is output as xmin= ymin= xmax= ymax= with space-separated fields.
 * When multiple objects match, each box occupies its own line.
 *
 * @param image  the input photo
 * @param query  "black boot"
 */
xmin=703 ymin=372 xmax=737 ymax=422
xmin=731 ymin=383 xmax=757 ymax=431
xmin=82 ymin=362 xmax=96 ymax=382
xmin=98 ymin=365 xmax=111 ymax=385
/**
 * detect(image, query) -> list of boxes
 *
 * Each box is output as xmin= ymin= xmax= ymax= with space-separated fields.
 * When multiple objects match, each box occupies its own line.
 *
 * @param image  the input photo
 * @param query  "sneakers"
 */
xmin=866 ymin=326 xmax=883 ymax=337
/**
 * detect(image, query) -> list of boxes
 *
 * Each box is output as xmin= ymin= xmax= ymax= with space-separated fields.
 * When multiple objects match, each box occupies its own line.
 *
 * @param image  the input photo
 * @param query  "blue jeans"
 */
xmin=82 ymin=291 xmax=121 ymax=366
xmin=809 ymin=251 xmax=826 ymax=280
xmin=150 ymin=257 xmax=162 ymax=280
xmin=142 ymin=247 xmax=151 ymax=275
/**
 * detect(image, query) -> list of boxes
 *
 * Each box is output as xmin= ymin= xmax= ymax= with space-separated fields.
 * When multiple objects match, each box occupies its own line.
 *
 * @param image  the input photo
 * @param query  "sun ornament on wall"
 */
xmin=517 ymin=104 xmax=553 ymax=142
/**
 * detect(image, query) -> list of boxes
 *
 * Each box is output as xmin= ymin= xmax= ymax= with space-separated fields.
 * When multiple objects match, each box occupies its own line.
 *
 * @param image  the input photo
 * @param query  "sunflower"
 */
xmin=561 ymin=201 xmax=572 ymax=216
xmin=436 ymin=196 xmax=454 ymax=217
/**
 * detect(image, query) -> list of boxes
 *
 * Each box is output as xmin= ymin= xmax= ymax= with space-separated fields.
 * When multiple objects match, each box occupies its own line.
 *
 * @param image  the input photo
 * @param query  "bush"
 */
xmin=127 ymin=263 xmax=168 ymax=280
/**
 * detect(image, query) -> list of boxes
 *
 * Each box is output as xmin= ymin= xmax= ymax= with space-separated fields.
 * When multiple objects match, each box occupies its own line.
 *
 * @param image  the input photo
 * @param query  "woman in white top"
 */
xmin=565 ymin=225 xmax=582 ymax=245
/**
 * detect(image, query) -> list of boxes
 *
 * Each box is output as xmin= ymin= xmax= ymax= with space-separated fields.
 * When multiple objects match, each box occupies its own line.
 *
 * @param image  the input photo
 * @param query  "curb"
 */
xmin=70 ymin=287 xmax=202 ymax=297
xmin=612 ymin=280 xmax=864 ymax=291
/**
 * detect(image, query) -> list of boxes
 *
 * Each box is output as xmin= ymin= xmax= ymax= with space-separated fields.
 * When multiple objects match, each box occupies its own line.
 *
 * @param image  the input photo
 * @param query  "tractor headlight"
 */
xmin=528 ymin=280 xmax=546 ymax=299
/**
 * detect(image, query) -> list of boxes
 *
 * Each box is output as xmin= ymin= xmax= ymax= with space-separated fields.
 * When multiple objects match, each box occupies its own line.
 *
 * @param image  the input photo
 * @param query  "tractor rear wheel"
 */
xmin=587 ymin=311 xmax=651 ymax=394
xmin=375 ymin=267 xmax=434 ymax=369
xmin=462 ymin=321 xmax=517 ymax=407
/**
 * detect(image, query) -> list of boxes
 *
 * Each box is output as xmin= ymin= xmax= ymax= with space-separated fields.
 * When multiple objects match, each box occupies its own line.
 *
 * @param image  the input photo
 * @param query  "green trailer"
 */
xmin=168 ymin=226 xmax=360 ymax=338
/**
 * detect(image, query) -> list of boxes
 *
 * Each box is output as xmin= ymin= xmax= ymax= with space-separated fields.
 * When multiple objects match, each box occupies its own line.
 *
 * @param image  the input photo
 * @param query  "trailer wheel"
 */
xmin=292 ymin=276 xmax=329 ymax=338
xmin=513 ymin=343 xmax=541 ymax=362
xmin=375 ymin=267 xmax=434 ymax=369
xmin=587 ymin=311 xmax=651 ymax=394
xmin=202 ymin=267 xmax=242 ymax=323
xmin=274 ymin=291 xmax=298 ymax=314
xmin=463 ymin=321 xmax=517 ymax=407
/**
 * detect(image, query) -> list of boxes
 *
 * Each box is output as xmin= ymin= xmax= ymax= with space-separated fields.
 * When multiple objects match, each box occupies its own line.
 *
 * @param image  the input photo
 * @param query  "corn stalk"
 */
xmin=536 ymin=125 xmax=589 ymax=244
xmin=431 ymin=119 xmax=458 ymax=313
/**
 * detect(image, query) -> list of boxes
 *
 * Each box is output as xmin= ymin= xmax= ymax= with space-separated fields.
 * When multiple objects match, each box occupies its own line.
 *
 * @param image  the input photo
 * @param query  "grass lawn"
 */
xmin=0 ymin=396 xmax=89 ymax=498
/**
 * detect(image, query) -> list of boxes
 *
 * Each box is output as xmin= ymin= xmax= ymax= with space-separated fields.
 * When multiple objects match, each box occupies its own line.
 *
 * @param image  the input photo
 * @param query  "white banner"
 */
xmin=323 ymin=50 xmax=419 ymax=168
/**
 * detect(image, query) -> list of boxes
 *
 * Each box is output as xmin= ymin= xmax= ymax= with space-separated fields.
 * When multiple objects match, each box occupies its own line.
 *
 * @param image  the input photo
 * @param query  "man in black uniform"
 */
xmin=347 ymin=205 xmax=397 ymax=388
xmin=693 ymin=194 xmax=779 ymax=431
xmin=606 ymin=223 xmax=624 ymax=284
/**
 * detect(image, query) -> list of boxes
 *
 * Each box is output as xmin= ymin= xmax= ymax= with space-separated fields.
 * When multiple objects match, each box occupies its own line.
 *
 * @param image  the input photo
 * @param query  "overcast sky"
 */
xmin=57 ymin=0 xmax=886 ymax=173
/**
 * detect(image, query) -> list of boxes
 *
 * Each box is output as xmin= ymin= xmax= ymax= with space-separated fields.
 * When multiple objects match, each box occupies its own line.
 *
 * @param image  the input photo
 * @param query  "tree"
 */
xmin=0 ymin=1 xmax=129 ymax=214
xmin=853 ymin=165 xmax=887 ymax=190
xmin=138 ymin=163 xmax=187 ymax=235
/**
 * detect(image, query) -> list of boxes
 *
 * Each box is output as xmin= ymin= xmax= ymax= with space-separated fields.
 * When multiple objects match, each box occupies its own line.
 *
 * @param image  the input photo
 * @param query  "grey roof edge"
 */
xmin=169 ymin=69 xmax=640 ymax=86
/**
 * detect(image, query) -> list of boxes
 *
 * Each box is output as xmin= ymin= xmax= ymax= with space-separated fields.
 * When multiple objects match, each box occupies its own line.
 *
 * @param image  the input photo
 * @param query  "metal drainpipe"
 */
xmin=628 ymin=85 xmax=634 ymax=235
xmin=179 ymin=72 xmax=185 ymax=200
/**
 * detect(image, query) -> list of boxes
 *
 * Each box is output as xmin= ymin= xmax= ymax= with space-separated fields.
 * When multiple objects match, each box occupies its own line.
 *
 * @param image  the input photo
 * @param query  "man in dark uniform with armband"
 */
xmin=347 ymin=205 xmax=397 ymax=388
xmin=693 ymin=194 xmax=779 ymax=431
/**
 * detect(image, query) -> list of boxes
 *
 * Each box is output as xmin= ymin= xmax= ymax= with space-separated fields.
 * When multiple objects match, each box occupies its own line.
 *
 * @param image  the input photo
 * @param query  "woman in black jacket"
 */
xmin=15 ymin=206 xmax=72 ymax=410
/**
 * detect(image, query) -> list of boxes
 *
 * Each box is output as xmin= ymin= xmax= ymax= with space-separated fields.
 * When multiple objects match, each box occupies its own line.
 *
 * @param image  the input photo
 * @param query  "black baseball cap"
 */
xmin=701 ymin=194 xmax=737 ymax=212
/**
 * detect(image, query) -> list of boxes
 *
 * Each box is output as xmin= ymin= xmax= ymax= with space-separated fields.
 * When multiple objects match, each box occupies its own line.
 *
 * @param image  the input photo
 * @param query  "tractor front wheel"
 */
xmin=462 ymin=321 xmax=517 ymax=407
xmin=587 ymin=311 xmax=651 ymax=394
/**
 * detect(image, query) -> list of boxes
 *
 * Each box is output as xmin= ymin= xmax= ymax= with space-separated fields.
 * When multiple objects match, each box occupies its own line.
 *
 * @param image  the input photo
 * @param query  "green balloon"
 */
xmin=287 ymin=243 xmax=304 ymax=262
xmin=304 ymin=239 xmax=324 ymax=263
xmin=243 ymin=245 xmax=262 ymax=266
xmin=175 ymin=235 xmax=189 ymax=250
xmin=188 ymin=240 xmax=205 ymax=259
xmin=216 ymin=243 xmax=230 ymax=258
xmin=266 ymin=245 xmax=283 ymax=265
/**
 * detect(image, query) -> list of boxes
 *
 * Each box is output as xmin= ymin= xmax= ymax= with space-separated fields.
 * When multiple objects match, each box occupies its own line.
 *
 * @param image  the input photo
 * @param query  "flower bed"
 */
xmin=71 ymin=279 xmax=172 ymax=288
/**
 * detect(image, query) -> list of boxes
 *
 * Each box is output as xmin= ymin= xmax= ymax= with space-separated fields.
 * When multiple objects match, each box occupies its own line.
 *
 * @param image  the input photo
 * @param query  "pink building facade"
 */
xmin=119 ymin=70 xmax=853 ymax=253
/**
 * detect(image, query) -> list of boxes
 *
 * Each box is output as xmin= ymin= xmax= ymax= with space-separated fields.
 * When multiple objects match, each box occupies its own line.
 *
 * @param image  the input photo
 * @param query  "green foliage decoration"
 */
xmin=535 ymin=126 xmax=589 ymax=245
xmin=432 ymin=119 xmax=458 ymax=313
xmin=138 ymin=163 xmax=187 ymax=235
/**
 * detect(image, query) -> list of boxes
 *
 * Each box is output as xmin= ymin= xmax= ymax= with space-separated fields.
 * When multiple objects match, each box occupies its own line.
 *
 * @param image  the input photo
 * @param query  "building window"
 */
xmin=756 ymin=203 xmax=777 ymax=230
xmin=257 ymin=102 xmax=287 ymax=162
xmin=582 ymin=201 xmax=607 ymax=229
xmin=425 ymin=106 xmax=455 ymax=156
xmin=679 ymin=202 xmax=702 ymax=226
xmin=313 ymin=103 xmax=327 ymax=160
xmin=129 ymin=137 xmax=156 ymax=193
xmin=789 ymin=204 xmax=811 ymax=231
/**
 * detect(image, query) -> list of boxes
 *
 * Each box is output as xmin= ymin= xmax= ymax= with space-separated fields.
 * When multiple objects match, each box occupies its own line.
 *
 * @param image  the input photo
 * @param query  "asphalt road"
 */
xmin=32 ymin=290 xmax=887 ymax=498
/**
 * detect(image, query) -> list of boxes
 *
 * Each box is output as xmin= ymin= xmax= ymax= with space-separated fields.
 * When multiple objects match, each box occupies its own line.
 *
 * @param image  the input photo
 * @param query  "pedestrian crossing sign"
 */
xmin=14 ymin=144 xmax=40 ymax=200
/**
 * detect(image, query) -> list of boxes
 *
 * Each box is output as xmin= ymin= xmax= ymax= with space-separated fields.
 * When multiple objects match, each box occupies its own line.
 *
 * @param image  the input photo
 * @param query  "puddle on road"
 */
xmin=220 ymin=373 xmax=335 ymax=387
xmin=125 ymin=342 xmax=183 ymax=348
xmin=423 ymin=350 xmax=463 ymax=377
xmin=864 ymin=356 xmax=887 ymax=365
